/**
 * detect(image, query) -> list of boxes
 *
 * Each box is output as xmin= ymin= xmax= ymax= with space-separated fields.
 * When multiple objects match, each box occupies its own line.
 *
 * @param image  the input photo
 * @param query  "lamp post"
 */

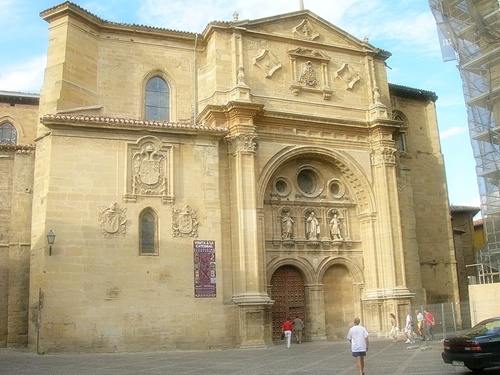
xmin=47 ymin=230 xmax=56 ymax=256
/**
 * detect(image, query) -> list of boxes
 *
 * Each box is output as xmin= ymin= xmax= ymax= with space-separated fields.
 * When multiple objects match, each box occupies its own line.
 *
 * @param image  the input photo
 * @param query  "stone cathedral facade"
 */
xmin=1 ymin=2 xmax=460 ymax=352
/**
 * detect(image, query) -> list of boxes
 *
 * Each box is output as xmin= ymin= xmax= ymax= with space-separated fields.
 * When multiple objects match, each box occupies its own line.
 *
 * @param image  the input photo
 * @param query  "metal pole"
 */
xmin=451 ymin=302 xmax=457 ymax=334
xmin=36 ymin=288 xmax=42 ymax=353
xmin=441 ymin=303 xmax=446 ymax=339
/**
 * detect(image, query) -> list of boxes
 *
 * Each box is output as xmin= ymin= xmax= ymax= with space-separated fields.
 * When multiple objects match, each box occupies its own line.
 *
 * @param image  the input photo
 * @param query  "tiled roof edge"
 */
xmin=389 ymin=83 xmax=438 ymax=102
xmin=41 ymin=114 xmax=228 ymax=133
xmin=40 ymin=1 xmax=198 ymax=37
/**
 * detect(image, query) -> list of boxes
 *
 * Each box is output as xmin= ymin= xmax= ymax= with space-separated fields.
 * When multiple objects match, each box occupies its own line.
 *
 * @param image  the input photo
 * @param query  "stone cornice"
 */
xmin=0 ymin=144 xmax=35 ymax=154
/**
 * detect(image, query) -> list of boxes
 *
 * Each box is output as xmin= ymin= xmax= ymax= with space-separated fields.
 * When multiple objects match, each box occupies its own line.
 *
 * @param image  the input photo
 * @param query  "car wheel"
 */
xmin=466 ymin=366 xmax=484 ymax=372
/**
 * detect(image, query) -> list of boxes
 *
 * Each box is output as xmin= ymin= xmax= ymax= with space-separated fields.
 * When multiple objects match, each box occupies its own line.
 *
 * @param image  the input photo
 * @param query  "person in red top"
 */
xmin=423 ymin=308 xmax=435 ymax=340
xmin=282 ymin=317 xmax=293 ymax=348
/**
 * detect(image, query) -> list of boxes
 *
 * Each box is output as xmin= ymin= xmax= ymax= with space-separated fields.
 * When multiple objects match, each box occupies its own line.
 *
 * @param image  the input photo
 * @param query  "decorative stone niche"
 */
xmin=288 ymin=47 xmax=332 ymax=99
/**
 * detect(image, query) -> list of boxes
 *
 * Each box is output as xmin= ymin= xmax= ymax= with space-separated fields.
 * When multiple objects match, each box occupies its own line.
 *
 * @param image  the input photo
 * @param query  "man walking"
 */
xmin=347 ymin=317 xmax=369 ymax=375
xmin=293 ymin=316 xmax=305 ymax=343
xmin=423 ymin=308 xmax=435 ymax=340
xmin=404 ymin=310 xmax=414 ymax=344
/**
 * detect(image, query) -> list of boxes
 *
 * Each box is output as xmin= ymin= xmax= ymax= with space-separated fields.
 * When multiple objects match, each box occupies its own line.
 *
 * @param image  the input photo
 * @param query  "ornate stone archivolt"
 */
xmin=124 ymin=136 xmax=173 ymax=204
xmin=293 ymin=19 xmax=320 ymax=41
xmin=370 ymin=147 xmax=397 ymax=165
xmin=288 ymin=48 xmax=332 ymax=99
xmin=335 ymin=63 xmax=360 ymax=90
xmin=225 ymin=134 xmax=258 ymax=154
xmin=253 ymin=49 xmax=282 ymax=78
xmin=97 ymin=203 xmax=127 ymax=237
xmin=172 ymin=205 xmax=199 ymax=238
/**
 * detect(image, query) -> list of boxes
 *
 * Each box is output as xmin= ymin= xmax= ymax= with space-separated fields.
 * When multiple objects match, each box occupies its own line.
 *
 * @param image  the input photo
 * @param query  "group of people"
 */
xmin=281 ymin=316 xmax=305 ymax=348
xmin=282 ymin=316 xmax=369 ymax=375
xmin=280 ymin=309 xmax=434 ymax=375
xmin=390 ymin=308 xmax=435 ymax=343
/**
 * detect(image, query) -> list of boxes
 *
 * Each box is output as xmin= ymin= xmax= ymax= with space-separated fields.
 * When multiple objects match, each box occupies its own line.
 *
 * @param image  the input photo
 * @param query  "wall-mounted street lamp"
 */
xmin=47 ymin=230 xmax=56 ymax=256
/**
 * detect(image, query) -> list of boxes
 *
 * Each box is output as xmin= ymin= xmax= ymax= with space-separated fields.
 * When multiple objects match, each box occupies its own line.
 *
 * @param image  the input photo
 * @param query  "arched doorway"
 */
xmin=270 ymin=265 xmax=306 ymax=341
xmin=323 ymin=264 xmax=355 ymax=339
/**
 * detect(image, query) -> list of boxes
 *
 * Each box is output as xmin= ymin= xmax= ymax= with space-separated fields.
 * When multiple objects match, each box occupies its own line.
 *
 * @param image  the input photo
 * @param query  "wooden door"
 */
xmin=270 ymin=266 xmax=306 ymax=341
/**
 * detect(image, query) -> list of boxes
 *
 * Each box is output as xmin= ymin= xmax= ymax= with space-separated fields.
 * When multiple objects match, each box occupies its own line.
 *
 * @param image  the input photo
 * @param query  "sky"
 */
xmin=0 ymin=0 xmax=481 ymax=215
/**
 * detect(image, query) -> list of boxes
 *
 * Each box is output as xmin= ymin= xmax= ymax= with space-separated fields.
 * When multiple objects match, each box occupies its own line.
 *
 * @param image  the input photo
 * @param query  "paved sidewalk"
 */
xmin=0 ymin=338 xmax=497 ymax=374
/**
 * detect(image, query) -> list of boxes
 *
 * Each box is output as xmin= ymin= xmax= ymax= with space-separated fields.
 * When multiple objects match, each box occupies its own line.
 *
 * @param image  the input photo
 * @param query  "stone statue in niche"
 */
xmin=329 ymin=213 xmax=343 ymax=240
xmin=299 ymin=61 xmax=318 ymax=87
xmin=306 ymin=211 xmax=320 ymax=240
xmin=281 ymin=211 xmax=294 ymax=239
xmin=98 ymin=202 xmax=127 ymax=236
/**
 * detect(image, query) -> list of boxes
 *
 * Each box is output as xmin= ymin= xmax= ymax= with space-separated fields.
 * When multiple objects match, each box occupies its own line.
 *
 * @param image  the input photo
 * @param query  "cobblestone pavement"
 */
xmin=1 ymin=338 xmax=498 ymax=374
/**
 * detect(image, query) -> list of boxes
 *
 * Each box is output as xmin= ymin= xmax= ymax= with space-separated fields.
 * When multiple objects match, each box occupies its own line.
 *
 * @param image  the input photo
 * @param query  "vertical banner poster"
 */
xmin=193 ymin=240 xmax=216 ymax=298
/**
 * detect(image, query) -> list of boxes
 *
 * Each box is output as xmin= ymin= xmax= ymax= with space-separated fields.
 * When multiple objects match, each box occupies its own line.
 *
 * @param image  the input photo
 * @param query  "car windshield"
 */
xmin=466 ymin=320 xmax=500 ymax=336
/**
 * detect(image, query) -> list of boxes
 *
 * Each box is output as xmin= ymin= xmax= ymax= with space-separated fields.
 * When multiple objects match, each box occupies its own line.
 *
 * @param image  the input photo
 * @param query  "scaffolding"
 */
xmin=429 ymin=0 xmax=500 ymax=281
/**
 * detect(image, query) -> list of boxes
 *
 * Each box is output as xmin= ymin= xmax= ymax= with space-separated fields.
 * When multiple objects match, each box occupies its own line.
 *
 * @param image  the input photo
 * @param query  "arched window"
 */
xmin=139 ymin=209 xmax=158 ymax=255
xmin=145 ymin=76 xmax=170 ymax=121
xmin=392 ymin=112 xmax=407 ymax=152
xmin=0 ymin=123 xmax=17 ymax=145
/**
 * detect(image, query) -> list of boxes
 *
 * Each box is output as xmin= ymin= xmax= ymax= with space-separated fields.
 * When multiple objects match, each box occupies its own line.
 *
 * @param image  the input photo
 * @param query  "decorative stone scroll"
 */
xmin=335 ymin=63 xmax=360 ymax=90
xmin=371 ymin=147 xmax=397 ymax=165
xmin=293 ymin=19 xmax=320 ymax=41
xmin=123 ymin=136 xmax=173 ymax=204
xmin=253 ymin=49 xmax=282 ymax=78
xmin=97 ymin=203 xmax=127 ymax=237
xmin=172 ymin=205 xmax=199 ymax=238
xmin=288 ymin=48 xmax=332 ymax=99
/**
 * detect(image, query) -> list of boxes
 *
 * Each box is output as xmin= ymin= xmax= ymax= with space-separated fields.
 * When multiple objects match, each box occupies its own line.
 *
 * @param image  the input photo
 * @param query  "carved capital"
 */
xmin=371 ymin=147 xmax=397 ymax=166
xmin=225 ymin=134 xmax=258 ymax=154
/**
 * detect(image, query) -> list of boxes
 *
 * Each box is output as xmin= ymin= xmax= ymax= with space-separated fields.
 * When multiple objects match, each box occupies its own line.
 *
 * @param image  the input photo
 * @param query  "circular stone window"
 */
xmin=297 ymin=169 xmax=319 ymax=195
xmin=328 ymin=178 xmax=345 ymax=198
xmin=274 ymin=177 xmax=291 ymax=197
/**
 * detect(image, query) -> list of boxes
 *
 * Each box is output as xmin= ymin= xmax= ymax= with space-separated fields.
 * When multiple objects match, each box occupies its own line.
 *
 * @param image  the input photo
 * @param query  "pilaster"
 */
xmin=364 ymin=124 xmax=412 ymax=300
xmin=224 ymin=102 xmax=272 ymax=346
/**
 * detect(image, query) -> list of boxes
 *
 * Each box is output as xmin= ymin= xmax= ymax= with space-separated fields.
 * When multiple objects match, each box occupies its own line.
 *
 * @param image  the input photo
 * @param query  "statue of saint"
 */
xmin=281 ymin=212 xmax=294 ymax=239
xmin=330 ymin=214 xmax=342 ymax=240
xmin=306 ymin=212 xmax=320 ymax=240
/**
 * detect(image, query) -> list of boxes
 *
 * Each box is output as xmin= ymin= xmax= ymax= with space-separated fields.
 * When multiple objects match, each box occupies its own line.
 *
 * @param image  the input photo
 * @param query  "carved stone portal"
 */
xmin=98 ymin=203 xmax=127 ymax=237
xmin=172 ymin=205 xmax=199 ymax=238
